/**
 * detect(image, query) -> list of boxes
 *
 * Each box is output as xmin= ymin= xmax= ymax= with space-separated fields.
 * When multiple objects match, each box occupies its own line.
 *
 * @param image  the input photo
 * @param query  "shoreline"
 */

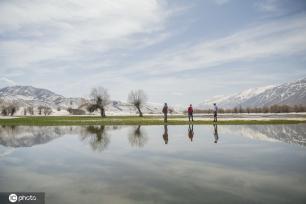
xmin=0 ymin=116 xmax=305 ymax=126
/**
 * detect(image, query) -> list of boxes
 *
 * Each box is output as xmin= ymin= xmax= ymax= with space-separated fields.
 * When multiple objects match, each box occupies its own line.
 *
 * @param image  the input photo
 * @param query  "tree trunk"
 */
xmin=100 ymin=107 xmax=106 ymax=117
xmin=136 ymin=106 xmax=143 ymax=117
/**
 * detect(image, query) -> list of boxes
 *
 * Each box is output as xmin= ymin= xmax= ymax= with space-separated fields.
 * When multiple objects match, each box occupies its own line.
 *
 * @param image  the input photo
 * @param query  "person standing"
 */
xmin=213 ymin=103 xmax=218 ymax=122
xmin=162 ymin=103 xmax=168 ymax=122
xmin=188 ymin=104 xmax=194 ymax=122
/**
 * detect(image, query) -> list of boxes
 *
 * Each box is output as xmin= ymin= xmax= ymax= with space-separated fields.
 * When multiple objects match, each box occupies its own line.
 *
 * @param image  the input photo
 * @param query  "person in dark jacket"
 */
xmin=188 ymin=104 xmax=194 ymax=122
xmin=162 ymin=103 xmax=168 ymax=122
xmin=213 ymin=103 xmax=218 ymax=122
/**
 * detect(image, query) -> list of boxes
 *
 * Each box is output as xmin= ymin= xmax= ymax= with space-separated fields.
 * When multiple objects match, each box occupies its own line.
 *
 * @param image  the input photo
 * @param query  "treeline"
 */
xmin=0 ymin=87 xmax=150 ymax=117
xmin=192 ymin=104 xmax=306 ymax=114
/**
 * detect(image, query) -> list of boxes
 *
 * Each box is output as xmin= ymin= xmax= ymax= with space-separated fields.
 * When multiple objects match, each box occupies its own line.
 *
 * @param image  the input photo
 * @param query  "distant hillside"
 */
xmin=198 ymin=77 xmax=306 ymax=109
xmin=0 ymin=85 xmax=174 ymax=115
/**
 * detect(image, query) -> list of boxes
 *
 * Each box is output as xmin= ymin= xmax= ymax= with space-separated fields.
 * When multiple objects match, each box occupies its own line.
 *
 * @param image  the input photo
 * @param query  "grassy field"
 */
xmin=0 ymin=116 xmax=305 ymax=126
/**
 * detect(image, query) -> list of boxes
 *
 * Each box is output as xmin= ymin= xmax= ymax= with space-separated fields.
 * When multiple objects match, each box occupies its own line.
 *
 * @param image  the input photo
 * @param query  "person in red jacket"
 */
xmin=188 ymin=104 xmax=193 ymax=122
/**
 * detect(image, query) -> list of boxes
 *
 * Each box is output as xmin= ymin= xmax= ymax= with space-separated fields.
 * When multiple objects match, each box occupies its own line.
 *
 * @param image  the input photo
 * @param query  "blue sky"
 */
xmin=0 ymin=0 xmax=306 ymax=105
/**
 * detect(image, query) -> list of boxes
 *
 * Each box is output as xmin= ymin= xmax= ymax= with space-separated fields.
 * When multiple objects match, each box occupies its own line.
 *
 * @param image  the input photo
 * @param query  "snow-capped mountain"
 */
xmin=0 ymin=85 xmax=174 ymax=115
xmin=0 ymin=85 xmax=83 ymax=108
xmin=198 ymin=77 xmax=306 ymax=109
xmin=0 ymin=85 xmax=62 ymax=101
xmin=198 ymin=86 xmax=274 ymax=109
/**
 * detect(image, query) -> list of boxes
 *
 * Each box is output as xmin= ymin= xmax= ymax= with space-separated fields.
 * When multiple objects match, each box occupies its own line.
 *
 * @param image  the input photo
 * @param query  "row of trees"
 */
xmin=192 ymin=104 xmax=306 ymax=114
xmin=0 ymin=87 xmax=147 ymax=117
xmin=3 ymin=86 xmax=304 ymax=117
xmin=87 ymin=87 xmax=147 ymax=117
xmin=0 ymin=98 xmax=53 ymax=116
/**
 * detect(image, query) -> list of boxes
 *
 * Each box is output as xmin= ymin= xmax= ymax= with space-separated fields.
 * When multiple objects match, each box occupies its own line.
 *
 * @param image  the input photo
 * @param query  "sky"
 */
xmin=0 ymin=0 xmax=306 ymax=105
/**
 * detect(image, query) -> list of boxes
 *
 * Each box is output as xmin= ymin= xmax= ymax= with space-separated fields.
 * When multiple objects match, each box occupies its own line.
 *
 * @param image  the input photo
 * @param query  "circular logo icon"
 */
xmin=8 ymin=194 xmax=18 ymax=203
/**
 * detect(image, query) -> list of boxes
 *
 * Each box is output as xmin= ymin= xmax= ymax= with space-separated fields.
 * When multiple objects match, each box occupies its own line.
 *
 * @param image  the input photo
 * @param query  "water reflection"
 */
xmin=80 ymin=126 xmax=110 ymax=152
xmin=213 ymin=124 xmax=219 ymax=144
xmin=0 ymin=124 xmax=306 ymax=204
xmin=163 ymin=125 xmax=168 ymax=144
xmin=0 ymin=124 xmax=305 ymax=150
xmin=225 ymin=124 xmax=306 ymax=147
xmin=188 ymin=124 xmax=194 ymax=142
xmin=0 ymin=126 xmax=67 ymax=147
xmin=128 ymin=125 xmax=148 ymax=147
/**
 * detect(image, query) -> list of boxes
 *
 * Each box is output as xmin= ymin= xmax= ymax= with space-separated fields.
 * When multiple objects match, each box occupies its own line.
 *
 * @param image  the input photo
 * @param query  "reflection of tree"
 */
xmin=80 ymin=126 xmax=110 ymax=152
xmin=128 ymin=125 xmax=148 ymax=147
xmin=163 ymin=125 xmax=168 ymax=144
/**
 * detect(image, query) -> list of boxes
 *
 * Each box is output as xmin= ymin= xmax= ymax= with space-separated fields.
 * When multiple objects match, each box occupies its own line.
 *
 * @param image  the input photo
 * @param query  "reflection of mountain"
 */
xmin=0 ymin=126 xmax=72 ymax=147
xmin=0 ymin=126 xmax=123 ymax=151
xmin=225 ymin=125 xmax=306 ymax=147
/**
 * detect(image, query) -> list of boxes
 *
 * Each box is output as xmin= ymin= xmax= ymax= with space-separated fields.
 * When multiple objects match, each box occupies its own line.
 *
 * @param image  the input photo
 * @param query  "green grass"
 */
xmin=0 ymin=116 xmax=305 ymax=126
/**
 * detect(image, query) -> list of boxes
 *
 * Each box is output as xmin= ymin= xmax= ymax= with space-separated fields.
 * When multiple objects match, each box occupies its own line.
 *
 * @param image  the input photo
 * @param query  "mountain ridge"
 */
xmin=198 ymin=77 xmax=306 ymax=109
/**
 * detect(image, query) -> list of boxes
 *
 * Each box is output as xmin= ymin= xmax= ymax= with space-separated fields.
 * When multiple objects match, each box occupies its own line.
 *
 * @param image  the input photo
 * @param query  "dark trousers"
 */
xmin=164 ymin=113 xmax=167 ymax=122
xmin=213 ymin=112 xmax=217 ymax=122
xmin=188 ymin=113 xmax=193 ymax=121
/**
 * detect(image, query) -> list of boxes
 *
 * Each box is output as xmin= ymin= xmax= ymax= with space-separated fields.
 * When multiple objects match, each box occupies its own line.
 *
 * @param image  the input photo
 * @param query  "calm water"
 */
xmin=0 ymin=124 xmax=306 ymax=204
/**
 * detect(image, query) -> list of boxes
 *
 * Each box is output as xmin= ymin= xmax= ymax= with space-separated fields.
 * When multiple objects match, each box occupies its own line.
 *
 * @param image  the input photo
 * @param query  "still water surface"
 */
xmin=0 ymin=124 xmax=306 ymax=204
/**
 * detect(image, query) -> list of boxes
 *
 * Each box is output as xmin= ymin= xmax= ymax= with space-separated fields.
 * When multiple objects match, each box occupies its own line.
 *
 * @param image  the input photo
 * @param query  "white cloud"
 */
xmin=120 ymin=14 xmax=306 ymax=76
xmin=0 ymin=77 xmax=16 ymax=88
xmin=0 ymin=0 xmax=173 ymax=69
xmin=213 ymin=0 xmax=230 ymax=5
xmin=255 ymin=0 xmax=280 ymax=12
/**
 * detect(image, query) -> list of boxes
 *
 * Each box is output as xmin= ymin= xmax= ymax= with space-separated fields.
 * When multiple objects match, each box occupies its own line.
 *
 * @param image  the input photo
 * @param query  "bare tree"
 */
xmin=37 ymin=106 xmax=44 ymax=115
xmin=128 ymin=89 xmax=147 ymax=117
xmin=43 ymin=106 xmax=52 ymax=116
xmin=1 ymin=101 xmax=19 ymax=116
xmin=87 ymin=87 xmax=110 ymax=117
xmin=27 ymin=106 xmax=34 ymax=115
xmin=37 ymin=106 xmax=52 ymax=116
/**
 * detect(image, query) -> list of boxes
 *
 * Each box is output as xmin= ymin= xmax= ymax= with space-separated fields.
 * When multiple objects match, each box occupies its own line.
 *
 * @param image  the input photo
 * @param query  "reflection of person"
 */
xmin=188 ymin=104 xmax=194 ymax=122
xmin=162 ymin=103 xmax=168 ymax=123
xmin=213 ymin=124 xmax=219 ymax=143
xmin=188 ymin=124 xmax=194 ymax=142
xmin=213 ymin=103 xmax=218 ymax=122
xmin=163 ymin=125 xmax=168 ymax=144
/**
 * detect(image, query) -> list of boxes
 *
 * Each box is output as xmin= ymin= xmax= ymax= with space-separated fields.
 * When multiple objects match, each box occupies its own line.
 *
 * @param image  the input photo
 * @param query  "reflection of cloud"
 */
xmin=0 ymin=146 xmax=15 ymax=158
xmin=1 ymin=125 xmax=306 ymax=203
xmin=1 ymin=149 xmax=306 ymax=204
